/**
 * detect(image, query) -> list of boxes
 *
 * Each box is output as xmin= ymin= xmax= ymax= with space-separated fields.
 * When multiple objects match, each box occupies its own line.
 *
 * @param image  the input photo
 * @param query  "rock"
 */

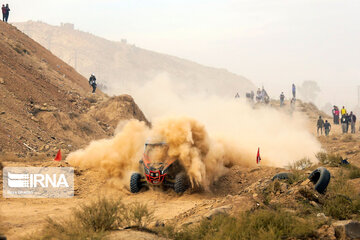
xmin=204 ymin=205 xmax=232 ymax=219
xmin=300 ymin=179 xmax=310 ymax=186
xmin=317 ymin=225 xmax=336 ymax=240
xmin=0 ymin=111 xmax=5 ymax=115
xmin=316 ymin=212 xmax=326 ymax=219
xmin=280 ymin=183 xmax=288 ymax=193
xmin=311 ymin=201 xmax=320 ymax=208
xmin=333 ymin=220 xmax=360 ymax=239
xmin=181 ymin=215 xmax=202 ymax=227
xmin=0 ymin=78 xmax=4 ymax=84
xmin=31 ymin=116 xmax=39 ymax=122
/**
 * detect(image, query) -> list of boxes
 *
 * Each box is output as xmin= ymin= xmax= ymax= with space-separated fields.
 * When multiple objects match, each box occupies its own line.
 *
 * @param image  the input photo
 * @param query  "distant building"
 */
xmin=60 ymin=23 xmax=74 ymax=30
xmin=121 ymin=39 xmax=127 ymax=44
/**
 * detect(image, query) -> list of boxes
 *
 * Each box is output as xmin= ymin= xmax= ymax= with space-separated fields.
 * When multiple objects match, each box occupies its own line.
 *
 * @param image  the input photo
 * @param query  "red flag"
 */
xmin=54 ymin=149 xmax=62 ymax=161
xmin=256 ymin=148 xmax=261 ymax=164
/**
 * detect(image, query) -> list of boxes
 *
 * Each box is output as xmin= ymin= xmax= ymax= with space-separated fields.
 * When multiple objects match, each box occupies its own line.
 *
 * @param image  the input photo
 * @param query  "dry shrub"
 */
xmin=74 ymin=198 xmax=124 ymax=232
xmin=315 ymin=152 xmax=342 ymax=167
xmin=68 ymin=112 xmax=79 ymax=120
xmin=347 ymin=165 xmax=360 ymax=179
xmin=77 ymin=122 xmax=93 ymax=135
xmin=323 ymin=172 xmax=360 ymax=220
xmin=119 ymin=202 xmax=154 ymax=228
xmin=86 ymin=96 xmax=97 ymax=104
xmin=288 ymin=158 xmax=313 ymax=170
xmin=159 ymin=209 xmax=317 ymax=240
xmin=25 ymin=198 xmax=154 ymax=240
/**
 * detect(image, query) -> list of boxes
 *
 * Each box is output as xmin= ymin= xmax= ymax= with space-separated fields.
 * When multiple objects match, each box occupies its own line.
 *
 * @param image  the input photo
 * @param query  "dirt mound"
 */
xmin=0 ymin=21 xmax=147 ymax=157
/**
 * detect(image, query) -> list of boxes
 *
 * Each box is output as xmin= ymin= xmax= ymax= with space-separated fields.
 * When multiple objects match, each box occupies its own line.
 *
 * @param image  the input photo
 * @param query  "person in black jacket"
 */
xmin=317 ymin=116 xmax=324 ymax=135
xmin=324 ymin=120 xmax=331 ymax=136
xmin=349 ymin=111 xmax=356 ymax=134
xmin=341 ymin=113 xmax=349 ymax=134
xmin=4 ymin=4 xmax=9 ymax=22
xmin=88 ymin=74 xmax=97 ymax=93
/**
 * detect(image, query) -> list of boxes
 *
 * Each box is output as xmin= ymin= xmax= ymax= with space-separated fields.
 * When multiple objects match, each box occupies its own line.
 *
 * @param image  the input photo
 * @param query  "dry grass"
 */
xmin=24 ymin=198 xmax=154 ymax=240
xmin=119 ymin=202 xmax=154 ymax=228
xmin=342 ymin=134 xmax=354 ymax=142
xmin=315 ymin=152 xmax=342 ymax=167
xmin=77 ymin=122 xmax=93 ymax=135
xmin=323 ymin=171 xmax=360 ymax=220
xmin=158 ymin=209 xmax=318 ymax=240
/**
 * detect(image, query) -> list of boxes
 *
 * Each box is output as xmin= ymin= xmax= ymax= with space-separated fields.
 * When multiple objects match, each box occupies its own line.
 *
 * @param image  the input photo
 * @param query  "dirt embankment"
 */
xmin=0 ymin=21 xmax=148 ymax=158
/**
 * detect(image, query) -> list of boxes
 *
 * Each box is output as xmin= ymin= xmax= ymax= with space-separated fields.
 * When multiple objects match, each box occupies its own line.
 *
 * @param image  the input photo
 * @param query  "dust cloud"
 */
xmin=67 ymin=73 xmax=322 ymax=189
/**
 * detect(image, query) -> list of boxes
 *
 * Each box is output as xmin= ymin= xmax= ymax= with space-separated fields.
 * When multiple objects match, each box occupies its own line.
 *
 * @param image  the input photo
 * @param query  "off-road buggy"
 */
xmin=130 ymin=142 xmax=189 ymax=194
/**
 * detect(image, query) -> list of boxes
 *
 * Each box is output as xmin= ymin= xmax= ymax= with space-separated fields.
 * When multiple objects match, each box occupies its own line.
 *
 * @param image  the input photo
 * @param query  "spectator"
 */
xmin=256 ymin=88 xmax=262 ymax=102
xmin=280 ymin=92 xmax=285 ymax=107
xmin=324 ymin=120 xmax=331 ymax=136
xmin=341 ymin=113 xmax=349 ymax=134
xmin=349 ymin=111 xmax=356 ymax=134
xmin=88 ymin=73 xmax=97 ymax=93
xmin=332 ymin=106 xmax=340 ymax=125
xmin=292 ymin=84 xmax=296 ymax=99
xmin=4 ymin=4 xmax=9 ymax=22
xmin=317 ymin=116 xmax=324 ymax=135
xmin=341 ymin=106 xmax=347 ymax=117
xmin=1 ymin=4 xmax=5 ymax=22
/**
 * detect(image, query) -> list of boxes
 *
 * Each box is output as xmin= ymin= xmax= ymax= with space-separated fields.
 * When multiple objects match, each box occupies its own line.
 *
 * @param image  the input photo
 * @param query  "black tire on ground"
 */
xmin=130 ymin=173 xmax=142 ymax=193
xmin=174 ymin=172 xmax=188 ymax=193
xmin=308 ymin=167 xmax=331 ymax=194
xmin=271 ymin=172 xmax=293 ymax=181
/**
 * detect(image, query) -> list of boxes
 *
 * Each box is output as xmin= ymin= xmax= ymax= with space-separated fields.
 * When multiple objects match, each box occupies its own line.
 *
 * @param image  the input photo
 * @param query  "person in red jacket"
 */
xmin=1 ymin=5 xmax=6 ymax=22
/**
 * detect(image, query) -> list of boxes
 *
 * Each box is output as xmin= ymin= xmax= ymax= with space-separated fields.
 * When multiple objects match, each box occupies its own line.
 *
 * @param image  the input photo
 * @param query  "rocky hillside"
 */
xmin=0 ymin=21 xmax=148 ymax=156
xmin=14 ymin=21 xmax=255 ymax=97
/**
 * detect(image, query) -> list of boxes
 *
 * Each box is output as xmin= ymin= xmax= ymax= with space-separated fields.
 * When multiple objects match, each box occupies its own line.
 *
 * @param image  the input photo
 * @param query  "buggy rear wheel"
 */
xmin=130 ymin=173 xmax=142 ymax=193
xmin=174 ymin=172 xmax=188 ymax=193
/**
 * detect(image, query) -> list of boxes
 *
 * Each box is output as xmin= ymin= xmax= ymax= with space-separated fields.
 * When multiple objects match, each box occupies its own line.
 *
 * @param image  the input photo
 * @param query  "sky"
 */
xmin=8 ymin=0 xmax=360 ymax=109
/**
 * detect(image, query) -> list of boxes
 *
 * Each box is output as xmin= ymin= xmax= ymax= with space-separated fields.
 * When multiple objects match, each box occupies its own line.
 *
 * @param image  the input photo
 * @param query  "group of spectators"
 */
xmin=317 ymin=105 xmax=357 ymax=136
xmin=279 ymin=84 xmax=296 ymax=108
xmin=2 ymin=4 xmax=10 ymax=22
xmin=255 ymin=87 xmax=270 ymax=104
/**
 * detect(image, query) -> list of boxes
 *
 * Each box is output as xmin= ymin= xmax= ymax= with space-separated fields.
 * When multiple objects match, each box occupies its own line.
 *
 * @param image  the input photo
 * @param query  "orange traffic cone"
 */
xmin=54 ymin=149 xmax=62 ymax=161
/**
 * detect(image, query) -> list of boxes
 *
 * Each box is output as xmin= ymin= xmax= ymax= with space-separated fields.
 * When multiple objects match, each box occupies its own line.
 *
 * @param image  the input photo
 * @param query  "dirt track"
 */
xmin=2 ymin=102 xmax=360 ymax=239
xmin=1 ymin=154 xmax=279 ymax=239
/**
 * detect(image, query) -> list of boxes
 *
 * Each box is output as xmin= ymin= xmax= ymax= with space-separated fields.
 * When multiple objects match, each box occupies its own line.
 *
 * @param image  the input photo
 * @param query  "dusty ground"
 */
xmin=2 ymin=113 xmax=359 ymax=239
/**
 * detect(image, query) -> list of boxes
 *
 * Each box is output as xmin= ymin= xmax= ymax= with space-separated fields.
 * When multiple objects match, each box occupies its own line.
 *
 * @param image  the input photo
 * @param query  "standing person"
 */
xmin=341 ymin=106 xmax=347 ymax=117
xmin=324 ymin=120 xmax=331 ymax=136
xmin=88 ymin=73 xmax=97 ymax=93
xmin=341 ymin=113 xmax=349 ymax=134
xmin=292 ymin=84 xmax=296 ymax=99
xmin=280 ymin=92 xmax=285 ymax=107
xmin=256 ymin=88 xmax=262 ymax=102
xmin=317 ymin=116 xmax=324 ymax=135
xmin=349 ymin=111 xmax=356 ymax=134
xmin=334 ymin=106 xmax=340 ymax=124
xmin=332 ymin=106 xmax=336 ymax=124
xmin=4 ymin=4 xmax=9 ymax=22
xmin=1 ymin=5 xmax=6 ymax=22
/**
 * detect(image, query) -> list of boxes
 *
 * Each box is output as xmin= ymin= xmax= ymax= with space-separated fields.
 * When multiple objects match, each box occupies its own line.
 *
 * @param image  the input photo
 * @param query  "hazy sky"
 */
xmin=9 ymin=0 xmax=360 ymax=108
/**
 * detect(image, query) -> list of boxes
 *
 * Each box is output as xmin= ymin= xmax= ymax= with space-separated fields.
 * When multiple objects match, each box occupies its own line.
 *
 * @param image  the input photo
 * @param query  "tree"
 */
xmin=298 ymin=80 xmax=321 ymax=102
